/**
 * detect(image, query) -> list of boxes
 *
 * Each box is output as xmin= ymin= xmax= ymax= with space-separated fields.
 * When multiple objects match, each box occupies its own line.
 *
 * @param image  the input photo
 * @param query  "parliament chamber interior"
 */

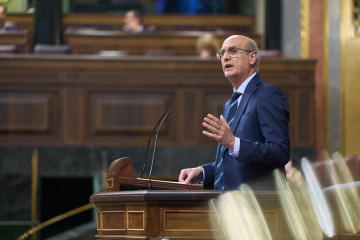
xmin=1 ymin=0 xmax=360 ymax=239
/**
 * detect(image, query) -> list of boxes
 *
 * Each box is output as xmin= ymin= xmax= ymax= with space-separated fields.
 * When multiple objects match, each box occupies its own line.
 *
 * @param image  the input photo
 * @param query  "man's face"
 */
xmin=124 ymin=11 xmax=139 ymax=31
xmin=220 ymin=36 xmax=254 ymax=84
xmin=124 ymin=11 xmax=134 ymax=26
xmin=0 ymin=6 xmax=6 ymax=24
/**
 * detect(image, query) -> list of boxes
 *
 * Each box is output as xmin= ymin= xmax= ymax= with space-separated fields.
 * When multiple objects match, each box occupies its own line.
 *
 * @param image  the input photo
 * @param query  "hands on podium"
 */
xmin=179 ymin=167 xmax=203 ymax=185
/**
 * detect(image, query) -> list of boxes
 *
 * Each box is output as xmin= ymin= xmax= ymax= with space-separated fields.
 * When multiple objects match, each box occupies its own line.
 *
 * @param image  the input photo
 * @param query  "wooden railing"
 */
xmin=64 ymin=29 xmax=261 ymax=55
xmin=7 ymin=13 xmax=255 ymax=33
xmin=6 ymin=13 xmax=257 ymax=54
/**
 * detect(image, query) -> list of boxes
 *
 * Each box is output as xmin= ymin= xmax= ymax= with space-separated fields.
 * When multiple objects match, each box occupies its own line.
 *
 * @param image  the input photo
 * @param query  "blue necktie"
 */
xmin=214 ymin=91 xmax=241 ymax=190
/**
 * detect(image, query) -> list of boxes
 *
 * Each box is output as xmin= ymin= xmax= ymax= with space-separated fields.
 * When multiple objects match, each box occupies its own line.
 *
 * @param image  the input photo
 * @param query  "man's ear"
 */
xmin=249 ymin=51 xmax=258 ymax=65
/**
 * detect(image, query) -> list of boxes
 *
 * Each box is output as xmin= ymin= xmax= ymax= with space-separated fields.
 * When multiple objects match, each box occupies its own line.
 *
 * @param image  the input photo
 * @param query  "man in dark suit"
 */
xmin=179 ymin=35 xmax=290 ymax=190
xmin=0 ymin=5 xmax=7 ymax=30
xmin=0 ymin=5 xmax=18 ymax=31
xmin=123 ymin=9 xmax=151 ymax=34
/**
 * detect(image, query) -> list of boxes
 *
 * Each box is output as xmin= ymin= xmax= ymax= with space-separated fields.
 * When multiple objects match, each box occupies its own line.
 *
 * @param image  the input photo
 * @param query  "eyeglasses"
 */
xmin=216 ymin=47 xmax=253 ymax=60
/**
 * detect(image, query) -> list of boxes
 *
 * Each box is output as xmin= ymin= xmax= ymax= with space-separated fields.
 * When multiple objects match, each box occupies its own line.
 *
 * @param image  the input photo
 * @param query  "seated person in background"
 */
xmin=0 ymin=5 xmax=18 ymax=31
xmin=0 ymin=5 xmax=7 ymax=30
xmin=196 ymin=33 xmax=219 ymax=59
xmin=123 ymin=9 xmax=147 ymax=34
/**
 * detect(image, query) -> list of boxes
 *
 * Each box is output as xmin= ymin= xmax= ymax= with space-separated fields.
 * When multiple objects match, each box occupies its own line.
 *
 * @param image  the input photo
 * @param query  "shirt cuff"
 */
xmin=229 ymin=137 xmax=240 ymax=157
xmin=200 ymin=166 xmax=205 ymax=183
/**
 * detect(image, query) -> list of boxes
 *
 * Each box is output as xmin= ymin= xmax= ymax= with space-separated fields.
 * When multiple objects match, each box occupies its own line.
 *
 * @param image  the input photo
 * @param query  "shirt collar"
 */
xmin=234 ymin=72 xmax=257 ymax=94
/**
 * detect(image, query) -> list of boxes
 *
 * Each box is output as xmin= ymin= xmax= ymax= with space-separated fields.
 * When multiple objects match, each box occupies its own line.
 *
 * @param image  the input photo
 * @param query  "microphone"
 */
xmin=148 ymin=109 xmax=171 ymax=189
xmin=140 ymin=112 xmax=166 ymax=178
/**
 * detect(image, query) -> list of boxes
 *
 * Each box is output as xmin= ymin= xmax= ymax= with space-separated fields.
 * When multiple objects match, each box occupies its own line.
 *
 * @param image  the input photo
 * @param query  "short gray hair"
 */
xmin=247 ymin=39 xmax=260 ymax=72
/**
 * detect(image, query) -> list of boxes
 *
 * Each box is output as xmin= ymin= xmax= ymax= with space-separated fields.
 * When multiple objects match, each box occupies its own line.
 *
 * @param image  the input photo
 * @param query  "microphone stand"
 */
xmin=141 ymin=112 xmax=165 ymax=178
xmin=148 ymin=109 xmax=171 ymax=190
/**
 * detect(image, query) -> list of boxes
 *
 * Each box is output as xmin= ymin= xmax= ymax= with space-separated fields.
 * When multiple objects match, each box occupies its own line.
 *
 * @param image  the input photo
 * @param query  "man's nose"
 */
xmin=222 ymin=51 xmax=231 ymax=61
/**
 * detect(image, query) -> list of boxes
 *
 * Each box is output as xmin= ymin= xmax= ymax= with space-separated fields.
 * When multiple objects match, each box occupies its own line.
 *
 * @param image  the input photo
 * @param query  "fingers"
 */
xmin=178 ymin=167 xmax=203 ymax=185
xmin=220 ymin=115 xmax=230 ymax=129
xmin=202 ymin=129 xmax=216 ymax=139
xmin=205 ymin=114 xmax=221 ymax=126
xmin=202 ymin=114 xmax=222 ymax=134
xmin=179 ymin=169 xmax=194 ymax=184
xmin=203 ymin=115 xmax=220 ymax=129
xmin=202 ymin=122 xmax=219 ymax=136
xmin=183 ymin=176 xmax=192 ymax=185
xmin=202 ymin=114 xmax=235 ymax=148
xmin=202 ymin=114 xmax=227 ymax=141
xmin=178 ymin=169 xmax=188 ymax=183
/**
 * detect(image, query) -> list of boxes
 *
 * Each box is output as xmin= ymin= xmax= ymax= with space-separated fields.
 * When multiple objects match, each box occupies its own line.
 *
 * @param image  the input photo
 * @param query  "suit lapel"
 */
xmin=230 ymin=75 xmax=262 ymax=132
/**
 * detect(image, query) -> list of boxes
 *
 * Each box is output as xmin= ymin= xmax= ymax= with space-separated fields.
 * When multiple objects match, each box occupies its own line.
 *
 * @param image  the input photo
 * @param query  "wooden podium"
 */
xmin=90 ymin=158 xmax=292 ymax=239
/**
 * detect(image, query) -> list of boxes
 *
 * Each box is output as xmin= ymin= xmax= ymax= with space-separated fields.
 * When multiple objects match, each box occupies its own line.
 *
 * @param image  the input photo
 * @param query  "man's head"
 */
xmin=0 ymin=5 xmax=7 ymax=28
xmin=123 ymin=9 xmax=143 ymax=33
xmin=217 ymin=35 xmax=260 ymax=89
xmin=196 ymin=33 xmax=219 ymax=59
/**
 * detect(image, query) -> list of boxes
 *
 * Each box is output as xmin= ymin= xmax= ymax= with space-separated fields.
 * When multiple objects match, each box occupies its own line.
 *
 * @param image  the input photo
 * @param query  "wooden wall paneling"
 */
xmin=0 ymin=56 xmax=316 ymax=149
xmin=199 ymin=70 xmax=230 ymax=145
xmin=8 ymin=59 xmax=81 ymax=146
xmin=179 ymin=89 xmax=201 ymax=145
xmin=85 ymin=68 xmax=179 ymax=86
xmin=0 ymin=68 xmax=62 ymax=85
xmin=86 ymin=88 xmax=174 ymax=146
xmin=89 ymin=91 xmax=171 ymax=132
xmin=0 ymin=89 xmax=61 ymax=144
xmin=202 ymin=90 xmax=232 ymax=145
xmin=296 ymin=89 xmax=314 ymax=146
xmin=63 ymin=87 xmax=83 ymax=144
xmin=0 ymin=66 xmax=65 ymax=145
xmin=0 ymin=92 xmax=50 ymax=131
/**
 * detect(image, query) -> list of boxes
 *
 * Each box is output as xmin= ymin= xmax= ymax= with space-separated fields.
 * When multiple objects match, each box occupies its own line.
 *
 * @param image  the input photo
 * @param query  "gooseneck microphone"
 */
xmin=148 ymin=109 xmax=171 ymax=189
xmin=140 ymin=112 xmax=166 ymax=178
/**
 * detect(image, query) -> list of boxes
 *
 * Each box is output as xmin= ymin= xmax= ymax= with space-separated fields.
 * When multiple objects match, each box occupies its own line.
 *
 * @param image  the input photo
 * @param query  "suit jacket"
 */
xmin=202 ymin=74 xmax=290 ymax=190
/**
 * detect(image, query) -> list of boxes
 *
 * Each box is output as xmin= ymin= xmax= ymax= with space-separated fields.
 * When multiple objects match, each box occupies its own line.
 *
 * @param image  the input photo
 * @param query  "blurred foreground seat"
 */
xmin=311 ymin=154 xmax=360 ymax=240
xmin=312 ymin=154 xmax=360 ymax=188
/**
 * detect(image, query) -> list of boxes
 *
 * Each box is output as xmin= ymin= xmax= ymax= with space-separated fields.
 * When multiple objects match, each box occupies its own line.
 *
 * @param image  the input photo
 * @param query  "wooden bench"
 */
xmin=7 ymin=13 xmax=259 ymax=54
xmin=63 ymin=13 xmax=255 ymax=32
xmin=0 ymin=30 xmax=31 ymax=53
xmin=64 ymin=29 xmax=261 ymax=55
xmin=7 ymin=13 xmax=255 ymax=33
